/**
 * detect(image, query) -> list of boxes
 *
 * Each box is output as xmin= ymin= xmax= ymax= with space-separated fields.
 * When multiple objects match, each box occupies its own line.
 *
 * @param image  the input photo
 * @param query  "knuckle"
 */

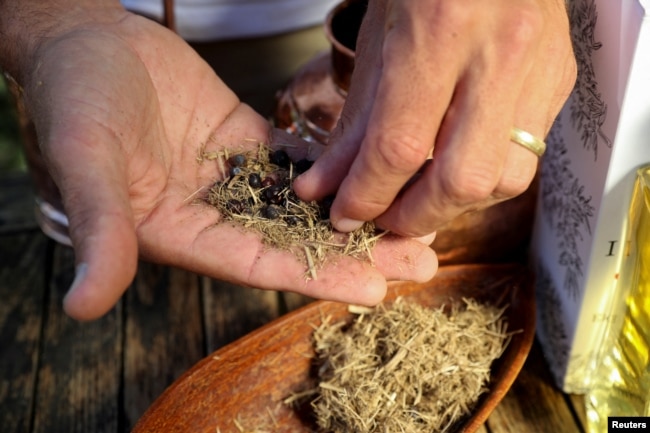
xmin=513 ymin=6 xmax=544 ymax=41
xmin=372 ymin=128 xmax=431 ymax=175
xmin=497 ymin=6 xmax=544 ymax=54
xmin=431 ymin=1 xmax=471 ymax=29
xmin=497 ymin=173 xmax=534 ymax=199
xmin=438 ymin=164 xmax=499 ymax=206
xmin=495 ymin=165 xmax=537 ymax=198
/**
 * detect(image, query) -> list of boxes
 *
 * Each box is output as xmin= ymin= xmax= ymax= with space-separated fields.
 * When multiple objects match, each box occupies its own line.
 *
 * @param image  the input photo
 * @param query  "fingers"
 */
xmin=299 ymin=235 xmax=438 ymax=305
xmin=292 ymin=0 xmax=385 ymax=204
xmin=327 ymin=3 xmax=471 ymax=234
xmin=300 ymin=0 xmax=574 ymax=237
xmin=377 ymin=56 xmax=539 ymax=235
xmin=296 ymin=0 xmax=461 ymax=233
xmin=247 ymin=240 xmax=437 ymax=306
xmin=171 ymin=220 xmax=438 ymax=306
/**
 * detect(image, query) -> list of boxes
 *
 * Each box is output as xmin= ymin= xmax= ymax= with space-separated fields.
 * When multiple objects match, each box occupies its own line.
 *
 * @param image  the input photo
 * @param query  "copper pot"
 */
xmin=273 ymin=0 xmax=362 ymax=144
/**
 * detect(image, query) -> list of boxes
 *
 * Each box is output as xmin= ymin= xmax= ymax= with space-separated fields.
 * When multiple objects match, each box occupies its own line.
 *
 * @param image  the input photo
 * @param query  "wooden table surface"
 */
xmin=0 ymin=171 xmax=588 ymax=433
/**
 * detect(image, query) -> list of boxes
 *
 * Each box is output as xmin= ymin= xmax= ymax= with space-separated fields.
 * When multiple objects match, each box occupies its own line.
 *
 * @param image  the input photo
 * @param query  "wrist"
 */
xmin=0 ymin=0 xmax=125 ymax=85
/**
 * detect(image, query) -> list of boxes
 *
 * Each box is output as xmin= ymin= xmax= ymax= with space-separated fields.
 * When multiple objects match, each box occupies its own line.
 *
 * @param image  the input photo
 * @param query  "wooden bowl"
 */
xmin=133 ymin=264 xmax=536 ymax=433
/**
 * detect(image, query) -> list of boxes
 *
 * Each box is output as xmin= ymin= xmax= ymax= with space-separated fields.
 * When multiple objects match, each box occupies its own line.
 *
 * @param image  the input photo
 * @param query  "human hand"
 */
xmin=294 ymin=0 xmax=577 ymax=237
xmin=13 ymin=5 xmax=436 ymax=320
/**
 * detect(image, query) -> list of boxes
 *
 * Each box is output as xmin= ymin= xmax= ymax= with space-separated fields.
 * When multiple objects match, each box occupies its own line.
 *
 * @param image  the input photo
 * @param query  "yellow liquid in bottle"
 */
xmin=585 ymin=168 xmax=650 ymax=432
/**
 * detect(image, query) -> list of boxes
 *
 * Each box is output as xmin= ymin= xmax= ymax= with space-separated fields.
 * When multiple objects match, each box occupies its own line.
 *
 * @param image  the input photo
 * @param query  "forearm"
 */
xmin=0 ymin=0 xmax=125 ymax=84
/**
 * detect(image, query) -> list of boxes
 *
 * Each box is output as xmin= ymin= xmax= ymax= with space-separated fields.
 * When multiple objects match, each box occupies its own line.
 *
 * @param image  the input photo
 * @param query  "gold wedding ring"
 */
xmin=510 ymin=127 xmax=546 ymax=157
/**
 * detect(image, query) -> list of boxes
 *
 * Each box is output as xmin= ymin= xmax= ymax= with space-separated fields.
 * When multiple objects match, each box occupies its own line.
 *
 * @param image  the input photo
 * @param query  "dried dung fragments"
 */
xmin=202 ymin=143 xmax=382 ymax=277
xmin=304 ymin=298 xmax=510 ymax=433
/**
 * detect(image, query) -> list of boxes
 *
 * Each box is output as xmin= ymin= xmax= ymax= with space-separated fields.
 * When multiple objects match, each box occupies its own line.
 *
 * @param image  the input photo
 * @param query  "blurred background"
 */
xmin=0 ymin=77 xmax=26 ymax=173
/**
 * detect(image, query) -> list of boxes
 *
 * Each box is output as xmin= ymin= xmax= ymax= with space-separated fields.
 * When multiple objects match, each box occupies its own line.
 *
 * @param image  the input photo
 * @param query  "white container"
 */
xmin=531 ymin=0 xmax=650 ymax=393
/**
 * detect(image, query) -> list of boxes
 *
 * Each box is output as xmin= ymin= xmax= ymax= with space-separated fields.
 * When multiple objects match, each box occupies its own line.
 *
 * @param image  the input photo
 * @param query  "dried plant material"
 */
xmin=203 ymin=143 xmax=382 ymax=272
xmin=308 ymin=298 xmax=510 ymax=433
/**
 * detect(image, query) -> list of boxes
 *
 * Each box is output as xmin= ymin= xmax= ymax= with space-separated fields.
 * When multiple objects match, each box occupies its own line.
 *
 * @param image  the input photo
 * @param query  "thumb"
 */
xmin=22 ymin=41 xmax=142 ymax=320
xmin=53 ymin=150 xmax=139 ymax=321
xmin=63 ymin=210 xmax=138 ymax=321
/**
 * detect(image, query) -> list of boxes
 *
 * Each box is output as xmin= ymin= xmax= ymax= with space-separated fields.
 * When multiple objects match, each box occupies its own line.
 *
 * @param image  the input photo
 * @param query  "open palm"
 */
xmin=22 ymin=11 xmax=436 ymax=320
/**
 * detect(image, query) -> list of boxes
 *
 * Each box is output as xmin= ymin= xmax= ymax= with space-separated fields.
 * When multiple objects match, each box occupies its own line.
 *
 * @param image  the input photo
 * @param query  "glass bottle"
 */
xmin=585 ymin=166 xmax=650 ymax=432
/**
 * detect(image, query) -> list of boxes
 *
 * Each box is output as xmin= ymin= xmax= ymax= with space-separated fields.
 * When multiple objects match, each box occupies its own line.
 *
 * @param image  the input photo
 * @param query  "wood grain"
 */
xmin=31 ymin=244 xmax=122 ymax=433
xmin=485 ymin=341 xmax=584 ymax=432
xmin=123 ymin=263 xmax=205 ymax=430
xmin=0 ymin=232 xmax=48 ymax=432
xmin=202 ymin=278 xmax=283 ymax=353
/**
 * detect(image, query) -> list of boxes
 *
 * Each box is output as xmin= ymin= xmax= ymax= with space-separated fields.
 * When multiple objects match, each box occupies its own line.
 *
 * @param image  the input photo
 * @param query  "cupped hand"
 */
xmin=21 ymin=8 xmax=436 ymax=320
xmin=294 ymin=0 xmax=577 ymax=237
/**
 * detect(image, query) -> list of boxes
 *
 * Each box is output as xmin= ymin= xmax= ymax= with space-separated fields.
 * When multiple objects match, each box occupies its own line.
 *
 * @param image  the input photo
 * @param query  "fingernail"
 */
xmin=334 ymin=218 xmax=364 ymax=233
xmin=65 ymin=262 xmax=88 ymax=301
xmin=416 ymin=232 xmax=437 ymax=245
